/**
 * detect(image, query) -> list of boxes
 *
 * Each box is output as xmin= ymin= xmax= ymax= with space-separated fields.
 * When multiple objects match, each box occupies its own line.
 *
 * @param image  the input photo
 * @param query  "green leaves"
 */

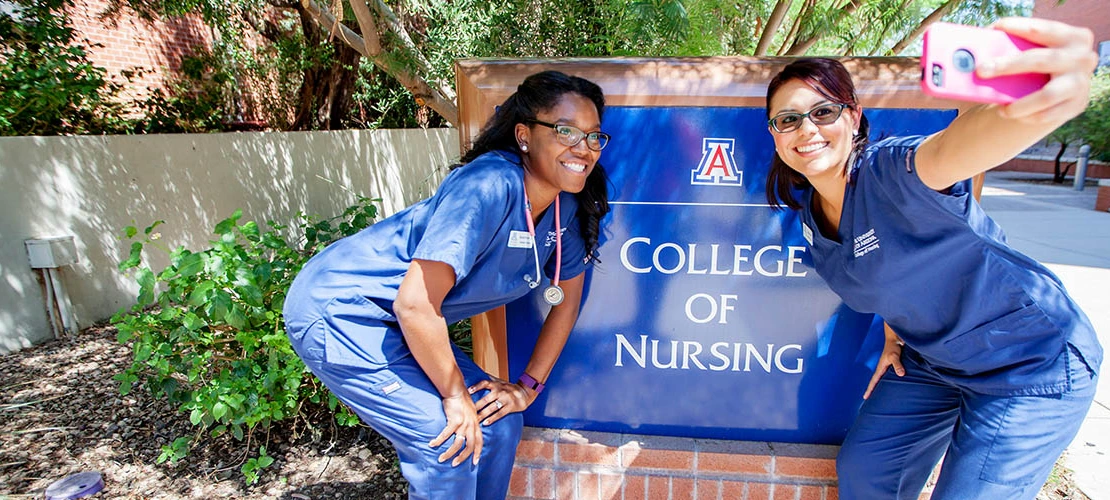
xmin=0 ymin=0 xmax=132 ymax=136
xmin=119 ymin=242 xmax=144 ymax=271
xmin=157 ymin=437 xmax=191 ymax=464
xmin=241 ymin=447 xmax=275 ymax=485
xmin=175 ymin=252 xmax=204 ymax=278
xmin=112 ymin=200 xmax=383 ymax=484
xmin=214 ymin=209 xmax=242 ymax=236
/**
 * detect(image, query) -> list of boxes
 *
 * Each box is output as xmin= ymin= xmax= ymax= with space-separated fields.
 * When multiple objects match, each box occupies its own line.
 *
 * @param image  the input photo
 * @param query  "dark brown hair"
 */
xmin=765 ymin=58 xmax=870 ymax=210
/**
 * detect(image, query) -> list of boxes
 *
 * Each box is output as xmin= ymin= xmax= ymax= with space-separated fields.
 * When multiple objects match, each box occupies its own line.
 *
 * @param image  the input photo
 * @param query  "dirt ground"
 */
xmin=0 ymin=326 xmax=1092 ymax=499
xmin=0 ymin=325 xmax=406 ymax=499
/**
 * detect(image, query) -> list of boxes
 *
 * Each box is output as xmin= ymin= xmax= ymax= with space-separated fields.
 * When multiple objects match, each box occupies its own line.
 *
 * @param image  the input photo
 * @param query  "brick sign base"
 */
xmin=508 ymin=427 xmax=840 ymax=500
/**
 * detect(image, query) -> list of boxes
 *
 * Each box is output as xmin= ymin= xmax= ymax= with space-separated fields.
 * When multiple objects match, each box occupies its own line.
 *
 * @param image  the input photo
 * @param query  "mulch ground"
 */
xmin=0 ymin=325 xmax=405 ymax=499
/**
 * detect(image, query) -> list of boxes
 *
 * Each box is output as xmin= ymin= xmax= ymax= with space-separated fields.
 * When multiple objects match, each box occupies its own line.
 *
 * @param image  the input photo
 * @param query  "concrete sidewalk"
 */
xmin=979 ymin=172 xmax=1110 ymax=500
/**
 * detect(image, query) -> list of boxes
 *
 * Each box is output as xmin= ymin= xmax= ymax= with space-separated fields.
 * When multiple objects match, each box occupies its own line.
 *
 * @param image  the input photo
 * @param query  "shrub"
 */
xmin=1083 ymin=71 xmax=1110 ymax=163
xmin=130 ymin=50 xmax=234 ymax=133
xmin=0 ymin=0 xmax=130 ymax=135
xmin=112 ymin=198 xmax=380 ymax=483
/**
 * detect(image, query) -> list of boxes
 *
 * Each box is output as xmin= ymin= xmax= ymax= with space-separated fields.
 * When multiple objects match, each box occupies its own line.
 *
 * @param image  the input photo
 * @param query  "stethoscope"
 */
xmin=522 ymin=177 xmax=564 ymax=306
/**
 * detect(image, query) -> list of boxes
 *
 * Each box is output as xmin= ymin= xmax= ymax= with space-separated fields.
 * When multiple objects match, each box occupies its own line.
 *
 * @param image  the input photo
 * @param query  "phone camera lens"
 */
xmin=931 ymin=64 xmax=944 ymax=87
xmin=952 ymin=49 xmax=976 ymax=73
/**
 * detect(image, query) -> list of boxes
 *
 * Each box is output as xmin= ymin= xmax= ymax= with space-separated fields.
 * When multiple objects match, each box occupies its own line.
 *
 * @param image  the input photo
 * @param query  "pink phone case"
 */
xmin=921 ymin=22 xmax=1049 ymax=104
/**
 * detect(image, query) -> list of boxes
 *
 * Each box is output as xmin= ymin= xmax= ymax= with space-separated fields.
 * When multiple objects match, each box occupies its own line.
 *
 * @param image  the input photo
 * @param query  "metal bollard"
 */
xmin=1074 ymin=144 xmax=1091 ymax=191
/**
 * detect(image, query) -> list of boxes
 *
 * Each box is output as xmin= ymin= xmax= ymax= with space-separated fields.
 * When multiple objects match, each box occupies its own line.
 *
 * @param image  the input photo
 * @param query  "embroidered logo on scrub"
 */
xmin=853 ymin=228 xmax=880 ymax=258
xmin=544 ymin=227 xmax=567 ymax=247
xmin=508 ymin=230 xmax=533 ymax=248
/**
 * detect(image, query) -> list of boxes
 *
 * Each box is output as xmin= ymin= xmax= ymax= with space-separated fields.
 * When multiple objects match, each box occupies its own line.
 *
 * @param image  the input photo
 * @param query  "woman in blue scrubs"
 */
xmin=282 ymin=71 xmax=611 ymax=499
xmin=763 ymin=18 xmax=1102 ymax=500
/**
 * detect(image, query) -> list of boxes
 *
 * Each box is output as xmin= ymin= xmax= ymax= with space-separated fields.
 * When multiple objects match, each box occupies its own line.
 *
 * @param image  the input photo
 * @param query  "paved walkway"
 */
xmin=979 ymin=171 xmax=1110 ymax=500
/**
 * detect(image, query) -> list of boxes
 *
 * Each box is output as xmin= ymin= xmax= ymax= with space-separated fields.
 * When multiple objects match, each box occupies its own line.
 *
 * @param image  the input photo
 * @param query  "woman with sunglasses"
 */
xmin=764 ymin=18 xmax=1101 ymax=500
xmin=283 ymin=70 xmax=611 ymax=499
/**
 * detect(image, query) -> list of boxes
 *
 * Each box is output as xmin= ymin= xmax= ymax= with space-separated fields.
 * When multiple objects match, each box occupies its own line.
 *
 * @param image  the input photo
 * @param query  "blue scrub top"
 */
xmin=800 ymin=135 xmax=1102 ymax=396
xmin=291 ymin=150 xmax=588 ymax=326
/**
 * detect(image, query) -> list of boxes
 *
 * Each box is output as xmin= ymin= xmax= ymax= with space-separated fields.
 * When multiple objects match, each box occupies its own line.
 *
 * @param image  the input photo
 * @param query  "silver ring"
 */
xmin=495 ymin=400 xmax=504 ymax=410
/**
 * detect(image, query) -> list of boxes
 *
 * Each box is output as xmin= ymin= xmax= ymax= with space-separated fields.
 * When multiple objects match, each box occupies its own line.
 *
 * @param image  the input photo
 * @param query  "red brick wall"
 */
xmin=67 ymin=0 xmax=213 ymax=101
xmin=1096 ymin=182 xmax=1110 ymax=212
xmin=995 ymin=157 xmax=1110 ymax=179
xmin=1034 ymin=0 xmax=1110 ymax=44
xmin=509 ymin=427 xmax=840 ymax=500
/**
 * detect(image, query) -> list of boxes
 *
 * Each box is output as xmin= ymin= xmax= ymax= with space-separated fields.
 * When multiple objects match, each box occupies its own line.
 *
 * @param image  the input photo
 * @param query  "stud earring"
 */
xmin=520 ymin=144 xmax=528 ymax=152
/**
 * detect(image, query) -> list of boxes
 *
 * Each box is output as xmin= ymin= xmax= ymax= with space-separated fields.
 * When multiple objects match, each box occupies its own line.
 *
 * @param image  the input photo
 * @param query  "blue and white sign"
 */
xmin=507 ymin=106 xmax=957 ymax=444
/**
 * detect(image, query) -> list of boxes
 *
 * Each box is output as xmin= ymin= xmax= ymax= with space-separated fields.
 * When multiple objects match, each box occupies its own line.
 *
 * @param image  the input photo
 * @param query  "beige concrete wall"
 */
xmin=0 ymin=128 xmax=459 ymax=354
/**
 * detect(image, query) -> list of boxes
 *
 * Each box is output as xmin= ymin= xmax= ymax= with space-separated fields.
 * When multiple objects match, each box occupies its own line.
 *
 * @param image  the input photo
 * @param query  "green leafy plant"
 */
xmin=0 ymin=0 xmax=131 ymax=135
xmin=157 ymin=437 xmax=191 ymax=464
xmin=131 ymin=50 xmax=234 ymax=133
xmin=112 ymin=197 xmax=379 ymax=484
xmin=1082 ymin=71 xmax=1110 ymax=163
xmin=241 ymin=446 xmax=275 ymax=484
xmin=1049 ymin=70 xmax=1110 ymax=178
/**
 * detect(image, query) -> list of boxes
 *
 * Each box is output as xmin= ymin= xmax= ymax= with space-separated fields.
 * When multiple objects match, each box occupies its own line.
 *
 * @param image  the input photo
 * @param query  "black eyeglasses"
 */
xmin=527 ymin=119 xmax=611 ymax=151
xmin=768 ymin=103 xmax=848 ymax=134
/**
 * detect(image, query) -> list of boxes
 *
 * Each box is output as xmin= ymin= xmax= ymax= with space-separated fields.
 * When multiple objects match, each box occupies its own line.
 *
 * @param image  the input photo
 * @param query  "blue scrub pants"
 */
xmin=837 ymin=345 xmax=1097 ymax=500
xmin=286 ymin=316 xmax=522 ymax=500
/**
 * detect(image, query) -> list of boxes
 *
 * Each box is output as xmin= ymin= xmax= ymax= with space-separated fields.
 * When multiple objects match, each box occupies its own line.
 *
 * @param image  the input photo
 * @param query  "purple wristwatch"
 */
xmin=518 ymin=372 xmax=545 ymax=395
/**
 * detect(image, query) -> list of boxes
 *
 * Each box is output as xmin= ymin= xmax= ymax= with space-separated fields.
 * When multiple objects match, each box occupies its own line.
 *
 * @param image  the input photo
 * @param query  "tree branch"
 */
xmin=756 ymin=0 xmax=794 ymax=56
xmin=347 ymin=0 xmax=382 ymax=56
xmin=886 ymin=0 xmax=962 ymax=56
xmin=300 ymin=0 xmax=369 ymax=55
xmin=367 ymin=0 xmax=455 ymax=102
xmin=784 ymin=0 xmax=862 ymax=56
xmin=777 ymin=0 xmax=812 ymax=56
xmin=300 ymin=0 xmax=458 ymax=126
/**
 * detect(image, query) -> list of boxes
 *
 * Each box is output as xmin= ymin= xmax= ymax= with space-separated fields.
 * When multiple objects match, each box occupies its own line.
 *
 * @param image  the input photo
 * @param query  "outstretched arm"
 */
xmin=470 ymin=272 xmax=586 ymax=425
xmin=915 ymin=18 xmax=1098 ymax=191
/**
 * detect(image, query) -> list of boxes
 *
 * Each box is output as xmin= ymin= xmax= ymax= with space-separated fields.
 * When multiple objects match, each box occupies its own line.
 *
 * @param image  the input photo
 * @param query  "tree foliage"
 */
xmin=4 ymin=0 xmax=1027 ymax=133
xmin=1048 ymin=71 xmax=1110 ymax=181
xmin=294 ymin=0 xmax=1026 ymax=125
xmin=1081 ymin=70 xmax=1110 ymax=163
xmin=103 ymin=0 xmax=1025 ymax=129
xmin=0 ymin=0 xmax=131 ymax=135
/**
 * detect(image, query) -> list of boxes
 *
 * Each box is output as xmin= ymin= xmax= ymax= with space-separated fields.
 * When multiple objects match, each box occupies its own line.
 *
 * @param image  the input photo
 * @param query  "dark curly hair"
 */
xmin=456 ymin=70 xmax=611 ymax=263
xmin=765 ymin=58 xmax=871 ymax=210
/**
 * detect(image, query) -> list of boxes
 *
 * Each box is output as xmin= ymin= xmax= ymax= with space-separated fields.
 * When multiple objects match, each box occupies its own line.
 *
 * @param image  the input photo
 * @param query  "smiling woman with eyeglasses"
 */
xmin=762 ymin=19 xmax=1102 ymax=500
xmin=283 ymin=70 xmax=611 ymax=499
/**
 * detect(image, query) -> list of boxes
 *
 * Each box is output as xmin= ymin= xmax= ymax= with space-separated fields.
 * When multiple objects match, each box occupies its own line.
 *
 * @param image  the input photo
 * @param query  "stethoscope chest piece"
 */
xmin=522 ymin=174 xmax=564 ymax=306
xmin=543 ymin=285 xmax=564 ymax=306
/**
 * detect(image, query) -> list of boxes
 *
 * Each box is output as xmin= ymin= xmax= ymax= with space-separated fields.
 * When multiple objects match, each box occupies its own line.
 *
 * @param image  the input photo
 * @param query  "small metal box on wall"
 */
xmin=26 ymin=236 xmax=78 ymax=269
xmin=455 ymin=58 xmax=970 ymax=444
xmin=26 ymin=235 xmax=80 ymax=338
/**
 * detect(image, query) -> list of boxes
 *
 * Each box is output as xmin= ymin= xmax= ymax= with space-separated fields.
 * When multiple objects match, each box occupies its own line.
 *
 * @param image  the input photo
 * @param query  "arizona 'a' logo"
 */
xmin=691 ymin=138 xmax=742 ymax=186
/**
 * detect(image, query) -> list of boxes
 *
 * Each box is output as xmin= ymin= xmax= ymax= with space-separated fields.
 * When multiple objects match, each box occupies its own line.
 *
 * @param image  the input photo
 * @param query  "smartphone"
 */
xmin=921 ymin=22 xmax=1049 ymax=104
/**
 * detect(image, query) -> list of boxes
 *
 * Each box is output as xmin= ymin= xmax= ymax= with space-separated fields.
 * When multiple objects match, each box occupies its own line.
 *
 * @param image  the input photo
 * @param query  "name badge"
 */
xmin=508 ymin=230 xmax=533 ymax=249
xmin=801 ymin=223 xmax=814 ymax=246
